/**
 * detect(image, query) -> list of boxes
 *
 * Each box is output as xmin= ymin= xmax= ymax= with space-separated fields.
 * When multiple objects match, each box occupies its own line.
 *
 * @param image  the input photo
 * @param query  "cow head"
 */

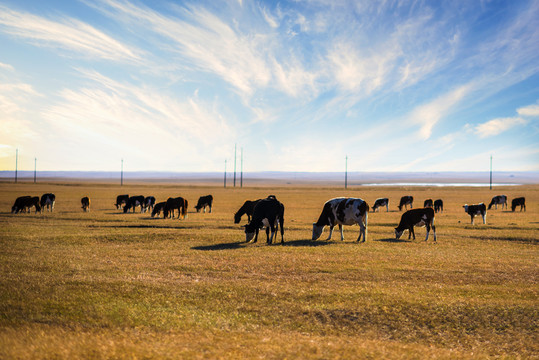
xmin=234 ymin=212 xmax=242 ymax=224
xmin=243 ymin=224 xmax=256 ymax=242
xmin=395 ymin=228 xmax=404 ymax=239
xmin=195 ymin=205 xmax=202 ymax=213
xmin=312 ymin=223 xmax=324 ymax=240
xmin=463 ymin=204 xmax=469 ymax=212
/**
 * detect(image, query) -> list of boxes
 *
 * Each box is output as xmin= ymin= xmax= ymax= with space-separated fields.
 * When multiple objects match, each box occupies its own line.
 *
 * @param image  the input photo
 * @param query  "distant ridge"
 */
xmin=1 ymin=171 xmax=537 ymax=185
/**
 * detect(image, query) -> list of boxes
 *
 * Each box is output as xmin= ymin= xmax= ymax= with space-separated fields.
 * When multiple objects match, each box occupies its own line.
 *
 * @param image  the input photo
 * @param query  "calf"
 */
xmin=151 ymin=201 xmax=167 ymax=218
xmin=398 ymin=196 xmax=413 ymax=211
xmin=395 ymin=208 xmax=436 ymax=242
xmin=115 ymin=194 xmax=129 ymax=210
xmin=40 ymin=193 xmax=56 ymax=212
xmin=423 ymin=199 xmax=433 ymax=208
xmin=434 ymin=199 xmax=443 ymax=213
xmin=81 ymin=197 xmax=90 ymax=212
xmin=372 ymin=198 xmax=389 ymax=212
xmin=488 ymin=195 xmax=507 ymax=210
xmin=11 ymin=196 xmax=40 ymax=214
xmin=164 ymin=197 xmax=188 ymax=219
xmin=244 ymin=197 xmax=284 ymax=244
xmin=234 ymin=195 xmax=277 ymax=224
xmin=123 ymin=195 xmax=145 ymax=213
xmin=312 ymin=197 xmax=369 ymax=242
xmin=142 ymin=196 xmax=156 ymax=213
xmin=195 ymin=195 xmax=213 ymax=213
xmin=463 ymin=203 xmax=486 ymax=225
xmin=511 ymin=197 xmax=526 ymax=212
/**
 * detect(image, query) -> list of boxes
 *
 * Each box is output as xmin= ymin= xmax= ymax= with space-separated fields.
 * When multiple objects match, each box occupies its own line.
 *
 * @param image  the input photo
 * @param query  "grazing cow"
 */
xmin=164 ymin=197 xmax=188 ymax=219
xmin=511 ymin=197 xmax=526 ymax=212
xmin=395 ymin=208 xmax=436 ymax=242
xmin=151 ymin=201 xmax=167 ymax=218
xmin=244 ymin=197 xmax=284 ymax=244
xmin=398 ymin=196 xmax=414 ymax=211
xmin=234 ymin=195 xmax=277 ymax=224
xmin=488 ymin=195 xmax=507 ymax=210
xmin=423 ymin=199 xmax=433 ymax=208
xmin=81 ymin=197 xmax=90 ymax=212
xmin=463 ymin=203 xmax=487 ymax=225
xmin=434 ymin=199 xmax=444 ymax=213
xmin=40 ymin=193 xmax=56 ymax=212
xmin=372 ymin=198 xmax=389 ymax=212
xmin=123 ymin=195 xmax=145 ymax=213
xmin=312 ymin=197 xmax=369 ymax=242
xmin=142 ymin=196 xmax=156 ymax=213
xmin=115 ymin=194 xmax=129 ymax=210
xmin=11 ymin=196 xmax=40 ymax=214
xmin=195 ymin=195 xmax=213 ymax=213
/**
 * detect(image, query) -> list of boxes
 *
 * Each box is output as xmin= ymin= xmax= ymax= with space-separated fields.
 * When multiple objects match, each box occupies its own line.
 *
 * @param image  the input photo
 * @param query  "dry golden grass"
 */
xmin=0 ymin=181 xmax=537 ymax=359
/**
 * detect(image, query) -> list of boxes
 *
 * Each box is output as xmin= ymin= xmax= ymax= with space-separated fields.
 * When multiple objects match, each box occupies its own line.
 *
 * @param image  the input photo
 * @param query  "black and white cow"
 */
xmin=81 ymin=197 xmax=90 ymax=212
xmin=234 ymin=195 xmax=277 ymax=224
xmin=423 ymin=199 xmax=433 ymax=208
xmin=142 ymin=196 xmax=156 ymax=213
xmin=40 ymin=193 xmax=56 ymax=212
xmin=312 ymin=197 xmax=369 ymax=242
xmin=395 ymin=208 xmax=436 ymax=242
xmin=398 ymin=196 xmax=413 ymax=211
xmin=115 ymin=194 xmax=129 ymax=210
xmin=164 ymin=197 xmax=188 ymax=219
xmin=434 ymin=199 xmax=444 ymax=213
xmin=151 ymin=201 xmax=167 ymax=218
xmin=11 ymin=196 xmax=40 ymax=214
xmin=511 ymin=197 xmax=526 ymax=212
xmin=123 ymin=195 xmax=145 ymax=213
xmin=463 ymin=203 xmax=487 ymax=225
xmin=244 ymin=197 xmax=284 ymax=244
xmin=488 ymin=195 xmax=507 ymax=210
xmin=195 ymin=195 xmax=213 ymax=213
xmin=372 ymin=198 xmax=389 ymax=212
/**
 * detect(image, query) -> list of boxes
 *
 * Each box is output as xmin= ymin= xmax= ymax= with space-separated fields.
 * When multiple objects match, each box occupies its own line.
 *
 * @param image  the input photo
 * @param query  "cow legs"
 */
xmin=482 ymin=213 xmax=486 ymax=224
xmin=327 ymin=225 xmax=334 ymax=240
xmin=279 ymin=217 xmax=284 ymax=244
xmin=409 ymin=226 xmax=415 ymax=240
xmin=339 ymin=224 xmax=344 ymax=241
xmin=470 ymin=215 xmax=475 ymax=225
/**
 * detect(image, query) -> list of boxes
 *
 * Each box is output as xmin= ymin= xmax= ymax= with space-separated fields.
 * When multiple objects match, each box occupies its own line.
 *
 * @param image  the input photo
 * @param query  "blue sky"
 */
xmin=0 ymin=0 xmax=538 ymax=172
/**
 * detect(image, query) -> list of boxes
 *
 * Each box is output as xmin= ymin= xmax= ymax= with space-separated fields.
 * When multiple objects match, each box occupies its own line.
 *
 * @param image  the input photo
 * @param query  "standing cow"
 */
xmin=40 ymin=193 xmax=56 ymax=212
xmin=463 ymin=203 xmax=487 ymax=225
xmin=372 ymin=198 xmax=389 ymax=212
xmin=11 ymin=196 xmax=40 ymax=214
xmin=394 ymin=208 xmax=436 ymax=242
xmin=123 ymin=195 xmax=145 ymax=213
xmin=244 ymin=197 xmax=285 ymax=244
xmin=511 ymin=197 xmax=526 ymax=212
xmin=488 ymin=195 xmax=507 ymax=210
xmin=434 ymin=199 xmax=444 ymax=213
xmin=115 ymin=194 xmax=129 ymax=210
xmin=398 ymin=196 xmax=413 ymax=211
xmin=81 ymin=197 xmax=90 ymax=212
xmin=142 ymin=196 xmax=156 ymax=213
xmin=195 ymin=195 xmax=213 ymax=213
xmin=312 ymin=197 xmax=369 ymax=243
xmin=423 ymin=199 xmax=433 ymax=208
xmin=151 ymin=201 xmax=167 ymax=218
xmin=164 ymin=197 xmax=188 ymax=219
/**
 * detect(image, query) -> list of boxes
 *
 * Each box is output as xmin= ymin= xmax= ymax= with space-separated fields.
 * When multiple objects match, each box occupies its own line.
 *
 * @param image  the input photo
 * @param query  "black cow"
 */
xmin=164 ymin=197 xmax=188 ymax=219
xmin=195 ymin=195 xmax=213 ymax=213
xmin=423 ymin=199 xmax=433 ymax=208
xmin=40 ymin=193 xmax=56 ymax=212
xmin=81 ymin=197 xmax=90 ymax=212
xmin=115 ymin=194 xmax=129 ymax=210
xmin=312 ymin=197 xmax=369 ymax=242
xmin=12 ymin=196 xmax=40 ymax=214
xmin=234 ymin=195 xmax=277 ymax=224
xmin=123 ymin=195 xmax=145 ymax=213
xmin=398 ymin=196 xmax=413 ymax=211
xmin=151 ymin=201 xmax=167 ymax=218
xmin=488 ymin=195 xmax=507 ymax=210
xmin=395 ymin=208 xmax=436 ymax=242
xmin=142 ymin=196 xmax=156 ymax=213
xmin=244 ymin=197 xmax=284 ymax=244
xmin=372 ymin=198 xmax=389 ymax=212
xmin=463 ymin=203 xmax=487 ymax=225
xmin=434 ymin=199 xmax=444 ymax=213
xmin=511 ymin=197 xmax=526 ymax=212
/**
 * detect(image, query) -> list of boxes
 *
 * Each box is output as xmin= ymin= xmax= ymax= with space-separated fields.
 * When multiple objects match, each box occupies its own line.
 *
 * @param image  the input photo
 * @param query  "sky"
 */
xmin=0 ymin=0 xmax=538 ymax=173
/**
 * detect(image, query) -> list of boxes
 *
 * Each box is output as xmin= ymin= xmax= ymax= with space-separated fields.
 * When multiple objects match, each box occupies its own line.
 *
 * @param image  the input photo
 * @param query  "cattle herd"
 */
xmin=10 ymin=192 xmax=527 ymax=245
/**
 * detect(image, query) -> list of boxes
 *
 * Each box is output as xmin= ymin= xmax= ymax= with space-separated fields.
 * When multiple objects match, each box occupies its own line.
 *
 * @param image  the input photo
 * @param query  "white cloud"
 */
xmin=474 ymin=117 xmax=528 ymax=138
xmin=0 ymin=62 xmax=14 ymax=72
xmin=517 ymin=104 xmax=539 ymax=117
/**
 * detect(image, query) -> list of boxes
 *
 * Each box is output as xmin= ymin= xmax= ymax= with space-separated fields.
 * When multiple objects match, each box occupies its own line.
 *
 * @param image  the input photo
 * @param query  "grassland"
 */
xmin=0 ymin=181 xmax=537 ymax=359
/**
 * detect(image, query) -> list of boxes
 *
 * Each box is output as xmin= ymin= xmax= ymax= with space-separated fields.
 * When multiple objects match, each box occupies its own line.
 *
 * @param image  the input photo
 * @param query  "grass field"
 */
xmin=0 ymin=181 xmax=537 ymax=359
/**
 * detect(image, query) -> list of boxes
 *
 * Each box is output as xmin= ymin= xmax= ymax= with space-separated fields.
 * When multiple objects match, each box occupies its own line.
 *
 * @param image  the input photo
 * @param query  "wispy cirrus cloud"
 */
xmin=474 ymin=117 xmax=528 ymax=138
xmin=517 ymin=103 xmax=539 ymax=117
xmin=0 ymin=5 xmax=142 ymax=63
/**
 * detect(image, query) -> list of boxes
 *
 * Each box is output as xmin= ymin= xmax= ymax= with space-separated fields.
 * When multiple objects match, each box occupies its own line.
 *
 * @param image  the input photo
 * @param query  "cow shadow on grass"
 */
xmin=375 ymin=237 xmax=412 ymax=243
xmin=192 ymin=242 xmax=244 ymax=251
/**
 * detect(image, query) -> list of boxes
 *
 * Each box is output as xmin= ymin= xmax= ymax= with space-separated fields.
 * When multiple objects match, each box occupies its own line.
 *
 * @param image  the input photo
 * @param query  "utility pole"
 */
xmin=15 ymin=148 xmax=18 ymax=183
xmin=345 ymin=155 xmax=348 ymax=189
xmin=240 ymin=147 xmax=243 ymax=188
xmin=121 ymin=159 xmax=124 ymax=186
xmin=224 ymin=159 xmax=227 ymax=188
xmin=233 ymin=144 xmax=237 ymax=187
xmin=489 ymin=155 xmax=492 ymax=190
xmin=34 ymin=158 xmax=37 ymax=184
